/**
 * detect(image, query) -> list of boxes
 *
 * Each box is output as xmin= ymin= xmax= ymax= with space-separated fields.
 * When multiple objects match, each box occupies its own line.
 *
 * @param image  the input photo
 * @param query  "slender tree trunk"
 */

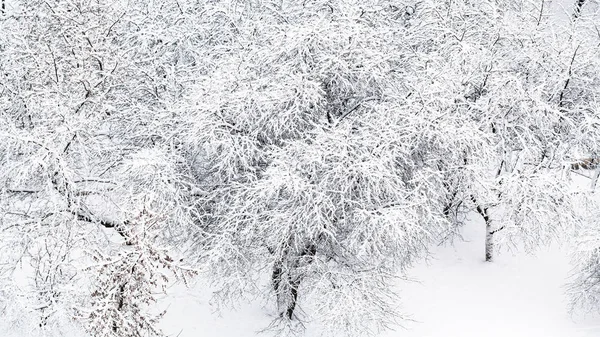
xmin=479 ymin=206 xmax=494 ymax=262
xmin=472 ymin=195 xmax=494 ymax=262
xmin=477 ymin=204 xmax=504 ymax=262
xmin=485 ymin=221 xmax=494 ymax=262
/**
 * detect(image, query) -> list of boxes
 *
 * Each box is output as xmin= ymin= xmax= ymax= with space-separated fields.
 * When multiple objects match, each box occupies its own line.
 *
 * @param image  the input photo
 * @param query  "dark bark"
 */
xmin=558 ymin=46 xmax=579 ymax=108
xmin=272 ymin=259 xmax=283 ymax=293
xmin=574 ymin=0 xmax=586 ymax=18
xmin=112 ymin=283 xmax=126 ymax=333
xmin=476 ymin=203 xmax=493 ymax=262
xmin=74 ymin=212 xmax=132 ymax=244
xmin=571 ymin=157 xmax=599 ymax=170
xmin=272 ymin=243 xmax=316 ymax=320
xmin=285 ymin=277 xmax=300 ymax=320
xmin=112 ymin=265 xmax=135 ymax=333
xmin=442 ymin=188 xmax=459 ymax=219
xmin=537 ymin=0 xmax=545 ymax=25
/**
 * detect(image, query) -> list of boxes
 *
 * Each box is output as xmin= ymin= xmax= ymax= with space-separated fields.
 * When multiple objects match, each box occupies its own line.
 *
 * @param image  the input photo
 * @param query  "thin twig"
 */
xmin=335 ymin=97 xmax=378 ymax=126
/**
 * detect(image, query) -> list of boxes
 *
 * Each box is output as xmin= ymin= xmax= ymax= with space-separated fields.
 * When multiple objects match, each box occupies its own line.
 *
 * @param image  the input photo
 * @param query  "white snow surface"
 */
xmin=158 ymin=215 xmax=600 ymax=337
xmin=391 ymin=218 xmax=600 ymax=337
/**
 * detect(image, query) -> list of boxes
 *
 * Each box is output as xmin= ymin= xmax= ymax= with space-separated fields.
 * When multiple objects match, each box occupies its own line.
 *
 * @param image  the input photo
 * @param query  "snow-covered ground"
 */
xmin=391 ymin=216 xmax=600 ymax=337
xmin=158 ymin=214 xmax=600 ymax=337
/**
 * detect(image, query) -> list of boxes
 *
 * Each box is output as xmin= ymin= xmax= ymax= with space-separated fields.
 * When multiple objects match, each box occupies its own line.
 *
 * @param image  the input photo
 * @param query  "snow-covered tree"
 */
xmin=178 ymin=1 xmax=469 ymax=334
xmin=565 ymin=5 xmax=600 ymax=314
xmin=412 ymin=0 xmax=600 ymax=262
xmin=0 ymin=0 xmax=198 ymax=335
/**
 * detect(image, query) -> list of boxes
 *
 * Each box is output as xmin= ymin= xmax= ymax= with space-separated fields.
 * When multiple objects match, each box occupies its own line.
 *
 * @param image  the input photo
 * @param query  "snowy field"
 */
xmin=395 ymin=219 xmax=600 ymax=337
xmin=157 ymin=215 xmax=600 ymax=337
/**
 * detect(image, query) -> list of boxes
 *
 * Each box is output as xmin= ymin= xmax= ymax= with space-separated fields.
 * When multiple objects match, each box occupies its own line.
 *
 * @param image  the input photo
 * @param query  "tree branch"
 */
xmin=558 ymin=45 xmax=580 ymax=108
xmin=73 ymin=210 xmax=130 ymax=243
xmin=489 ymin=225 xmax=505 ymax=235
xmin=335 ymin=97 xmax=378 ymax=126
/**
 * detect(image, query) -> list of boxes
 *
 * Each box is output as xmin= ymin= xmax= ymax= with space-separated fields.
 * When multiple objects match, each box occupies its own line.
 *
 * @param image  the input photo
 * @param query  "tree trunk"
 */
xmin=272 ymin=244 xmax=316 ymax=319
xmin=113 ymin=283 xmax=126 ymax=332
xmin=285 ymin=277 xmax=300 ymax=319
xmin=472 ymin=195 xmax=494 ymax=262
xmin=485 ymin=221 xmax=494 ymax=262
xmin=272 ymin=259 xmax=283 ymax=295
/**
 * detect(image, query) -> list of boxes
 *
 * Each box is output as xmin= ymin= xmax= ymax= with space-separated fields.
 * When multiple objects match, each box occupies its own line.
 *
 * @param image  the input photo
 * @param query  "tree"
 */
xmin=181 ymin=1 xmax=466 ymax=335
xmin=0 ymin=0 xmax=198 ymax=335
xmin=412 ymin=0 xmax=600 ymax=261
xmin=184 ymin=5 xmax=599 ymax=337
